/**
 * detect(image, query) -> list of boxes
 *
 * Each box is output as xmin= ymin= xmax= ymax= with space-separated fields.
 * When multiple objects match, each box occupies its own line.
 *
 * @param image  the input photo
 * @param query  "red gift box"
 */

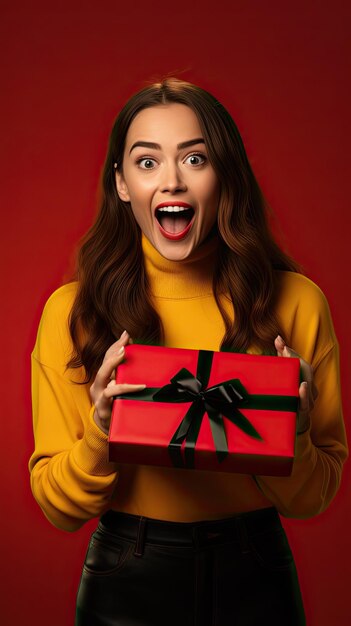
xmin=108 ymin=345 xmax=300 ymax=476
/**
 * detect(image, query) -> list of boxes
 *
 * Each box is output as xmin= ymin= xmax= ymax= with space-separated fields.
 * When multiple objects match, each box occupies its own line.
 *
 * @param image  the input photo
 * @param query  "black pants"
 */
xmin=75 ymin=507 xmax=306 ymax=626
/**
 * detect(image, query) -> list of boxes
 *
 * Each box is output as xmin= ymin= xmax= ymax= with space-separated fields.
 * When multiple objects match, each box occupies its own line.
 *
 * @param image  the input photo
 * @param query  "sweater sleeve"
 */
xmin=253 ymin=280 xmax=348 ymax=518
xmin=28 ymin=286 xmax=119 ymax=532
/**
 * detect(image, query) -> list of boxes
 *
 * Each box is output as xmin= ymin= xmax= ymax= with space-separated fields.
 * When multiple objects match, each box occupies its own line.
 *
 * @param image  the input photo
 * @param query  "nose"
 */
xmin=160 ymin=162 xmax=187 ymax=194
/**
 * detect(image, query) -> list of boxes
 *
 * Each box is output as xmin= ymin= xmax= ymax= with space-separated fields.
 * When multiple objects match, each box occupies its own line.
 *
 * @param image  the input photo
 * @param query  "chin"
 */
xmin=157 ymin=243 xmax=194 ymax=261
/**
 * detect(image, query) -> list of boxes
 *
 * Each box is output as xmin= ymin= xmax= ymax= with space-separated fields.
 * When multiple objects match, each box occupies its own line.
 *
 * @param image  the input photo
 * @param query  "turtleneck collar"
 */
xmin=141 ymin=232 xmax=219 ymax=299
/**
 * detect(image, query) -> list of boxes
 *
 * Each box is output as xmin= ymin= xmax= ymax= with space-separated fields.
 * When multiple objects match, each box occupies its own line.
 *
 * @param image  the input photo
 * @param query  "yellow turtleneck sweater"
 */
xmin=29 ymin=234 xmax=348 ymax=532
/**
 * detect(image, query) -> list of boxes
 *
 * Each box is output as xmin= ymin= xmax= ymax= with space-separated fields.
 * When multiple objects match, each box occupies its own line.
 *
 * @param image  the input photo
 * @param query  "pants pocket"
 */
xmin=248 ymin=527 xmax=295 ymax=571
xmin=82 ymin=527 xmax=134 ymax=576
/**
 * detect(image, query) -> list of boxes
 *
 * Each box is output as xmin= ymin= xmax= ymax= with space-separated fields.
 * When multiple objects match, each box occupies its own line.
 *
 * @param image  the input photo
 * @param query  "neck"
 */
xmin=142 ymin=232 xmax=220 ymax=298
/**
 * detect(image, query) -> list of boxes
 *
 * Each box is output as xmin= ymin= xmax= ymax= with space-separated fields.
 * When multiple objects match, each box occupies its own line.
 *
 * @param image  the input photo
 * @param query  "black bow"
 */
xmin=152 ymin=356 xmax=262 ymax=469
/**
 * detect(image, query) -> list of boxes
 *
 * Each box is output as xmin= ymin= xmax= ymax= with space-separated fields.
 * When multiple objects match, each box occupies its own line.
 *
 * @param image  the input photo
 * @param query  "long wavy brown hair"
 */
xmin=68 ymin=77 xmax=299 ymax=381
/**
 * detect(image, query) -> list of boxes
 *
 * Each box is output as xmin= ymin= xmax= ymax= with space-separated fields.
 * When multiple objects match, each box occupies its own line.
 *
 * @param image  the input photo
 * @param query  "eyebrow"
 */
xmin=129 ymin=138 xmax=205 ymax=155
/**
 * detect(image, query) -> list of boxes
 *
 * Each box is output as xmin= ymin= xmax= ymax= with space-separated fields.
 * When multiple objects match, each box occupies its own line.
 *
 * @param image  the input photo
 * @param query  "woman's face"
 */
xmin=115 ymin=103 xmax=221 ymax=261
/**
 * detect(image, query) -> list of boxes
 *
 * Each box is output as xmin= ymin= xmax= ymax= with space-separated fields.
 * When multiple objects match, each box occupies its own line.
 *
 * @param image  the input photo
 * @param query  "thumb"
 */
xmin=274 ymin=335 xmax=285 ymax=356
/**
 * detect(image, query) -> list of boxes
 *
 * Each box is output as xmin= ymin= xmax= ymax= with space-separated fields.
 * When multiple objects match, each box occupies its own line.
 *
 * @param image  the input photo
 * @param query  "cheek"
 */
xmin=130 ymin=204 xmax=147 ymax=227
xmin=128 ymin=180 xmax=154 ymax=207
xmin=129 ymin=196 xmax=153 ymax=229
xmin=204 ymin=191 xmax=220 ymax=227
xmin=204 ymin=180 xmax=220 ymax=214
xmin=204 ymin=170 xmax=220 ymax=196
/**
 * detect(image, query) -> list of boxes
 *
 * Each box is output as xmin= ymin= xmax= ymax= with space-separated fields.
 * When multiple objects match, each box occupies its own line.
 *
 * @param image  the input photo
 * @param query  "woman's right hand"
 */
xmin=90 ymin=330 xmax=146 ymax=435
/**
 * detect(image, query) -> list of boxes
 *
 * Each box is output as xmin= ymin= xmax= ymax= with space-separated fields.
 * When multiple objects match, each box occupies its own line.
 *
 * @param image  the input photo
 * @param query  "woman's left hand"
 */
xmin=274 ymin=335 xmax=318 ymax=434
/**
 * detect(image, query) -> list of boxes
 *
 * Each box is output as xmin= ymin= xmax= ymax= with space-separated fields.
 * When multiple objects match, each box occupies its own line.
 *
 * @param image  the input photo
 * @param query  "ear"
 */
xmin=115 ymin=167 xmax=131 ymax=202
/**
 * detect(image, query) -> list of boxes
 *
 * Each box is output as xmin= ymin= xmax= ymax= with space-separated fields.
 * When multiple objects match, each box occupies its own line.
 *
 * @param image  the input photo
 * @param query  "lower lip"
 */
xmin=156 ymin=215 xmax=195 ymax=241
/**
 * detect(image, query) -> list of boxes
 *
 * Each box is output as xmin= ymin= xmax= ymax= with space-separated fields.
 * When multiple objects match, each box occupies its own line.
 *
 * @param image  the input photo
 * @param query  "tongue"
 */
xmin=159 ymin=214 xmax=191 ymax=234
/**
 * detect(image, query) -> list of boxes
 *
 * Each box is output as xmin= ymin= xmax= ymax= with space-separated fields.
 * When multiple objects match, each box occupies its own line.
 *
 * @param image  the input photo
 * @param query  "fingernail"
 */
xmin=120 ymin=330 xmax=127 ymax=338
xmin=277 ymin=335 xmax=284 ymax=344
xmin=118 ymin=346 xmax=125 ymax=354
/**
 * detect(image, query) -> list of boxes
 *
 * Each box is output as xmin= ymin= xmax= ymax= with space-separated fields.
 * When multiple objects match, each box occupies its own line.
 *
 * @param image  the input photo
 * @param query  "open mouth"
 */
xmin=155 ymin=206 xmax=195 ymax=238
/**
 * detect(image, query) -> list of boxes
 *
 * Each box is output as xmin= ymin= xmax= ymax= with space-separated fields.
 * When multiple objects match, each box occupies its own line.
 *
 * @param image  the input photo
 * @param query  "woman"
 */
xmin=29 ymin=78 xmax=348 ymax=626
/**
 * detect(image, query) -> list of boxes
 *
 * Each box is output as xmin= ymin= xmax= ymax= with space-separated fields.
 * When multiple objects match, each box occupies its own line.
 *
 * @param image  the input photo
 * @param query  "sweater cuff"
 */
xmin=72 ymin=406 xmax=118 ymax=476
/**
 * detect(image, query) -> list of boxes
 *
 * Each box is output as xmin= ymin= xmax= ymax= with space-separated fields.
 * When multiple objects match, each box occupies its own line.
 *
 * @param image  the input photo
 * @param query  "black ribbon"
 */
xmin=114 ymin=350 xmax=298 ymax=470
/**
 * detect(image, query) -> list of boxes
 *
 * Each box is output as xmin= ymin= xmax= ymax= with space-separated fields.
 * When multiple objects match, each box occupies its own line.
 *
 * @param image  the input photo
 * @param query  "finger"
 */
xmin=274 ymin=335 xmax=285 ymax=356
xmin=275 ymin=335 xmax=302 ymax=359
xmin=95 ymin=382 xmax=146 ymax=421
xmin=301 ymin=380 xmax=316 ymax=413
xmin=118 ymin=330 xmax=130 ymax=347
xmin=298 ymin=361 xmax=315 ymax=411
xmin=104 ymin=332 xmax=130 ymax=360
xmin=104 ymin=382 xmax=147 ymax=399
xmin=93 ymin=347 xmax=125 ymax=390
xmin=299 ymin=381 xmax=309 ymax=413
xmin=300 ymin=362 xmax=313 ymax=388
xmin=275 ymin=336 xmax=314 ymax=384
xmin=297 ymin=381 xmax=312 ymax=433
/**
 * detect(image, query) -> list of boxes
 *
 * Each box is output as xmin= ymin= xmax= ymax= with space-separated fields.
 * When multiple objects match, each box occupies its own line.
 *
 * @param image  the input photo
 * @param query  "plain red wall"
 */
xmin=1 ymin=1 xmax=350 ymax=624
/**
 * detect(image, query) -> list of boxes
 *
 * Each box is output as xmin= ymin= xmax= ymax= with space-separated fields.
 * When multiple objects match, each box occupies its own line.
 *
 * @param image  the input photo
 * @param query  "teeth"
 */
xmin=157 ymin=206 xmax=190 ymax=213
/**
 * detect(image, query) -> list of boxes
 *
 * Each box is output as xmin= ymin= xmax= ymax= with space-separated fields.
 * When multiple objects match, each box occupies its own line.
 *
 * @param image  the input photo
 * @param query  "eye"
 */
xmin=184 ymin=153 xmax=207 ymax=166
xmin=136 ymin=157 xmax=157 ymax=170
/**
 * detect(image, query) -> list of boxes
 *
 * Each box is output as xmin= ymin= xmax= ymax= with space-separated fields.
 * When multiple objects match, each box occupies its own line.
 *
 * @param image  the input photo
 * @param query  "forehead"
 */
xmin=125 ymin=103 xmax=203 ymax=145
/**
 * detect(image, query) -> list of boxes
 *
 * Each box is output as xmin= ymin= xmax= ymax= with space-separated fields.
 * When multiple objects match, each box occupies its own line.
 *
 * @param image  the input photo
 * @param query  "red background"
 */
xmin=1 ymin=1 xmax=350 ymax=624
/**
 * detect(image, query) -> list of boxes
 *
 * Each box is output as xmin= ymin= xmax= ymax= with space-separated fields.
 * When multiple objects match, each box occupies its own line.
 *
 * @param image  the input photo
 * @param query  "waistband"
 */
xmin=99 ymin=507 xmax=281 ymax=556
